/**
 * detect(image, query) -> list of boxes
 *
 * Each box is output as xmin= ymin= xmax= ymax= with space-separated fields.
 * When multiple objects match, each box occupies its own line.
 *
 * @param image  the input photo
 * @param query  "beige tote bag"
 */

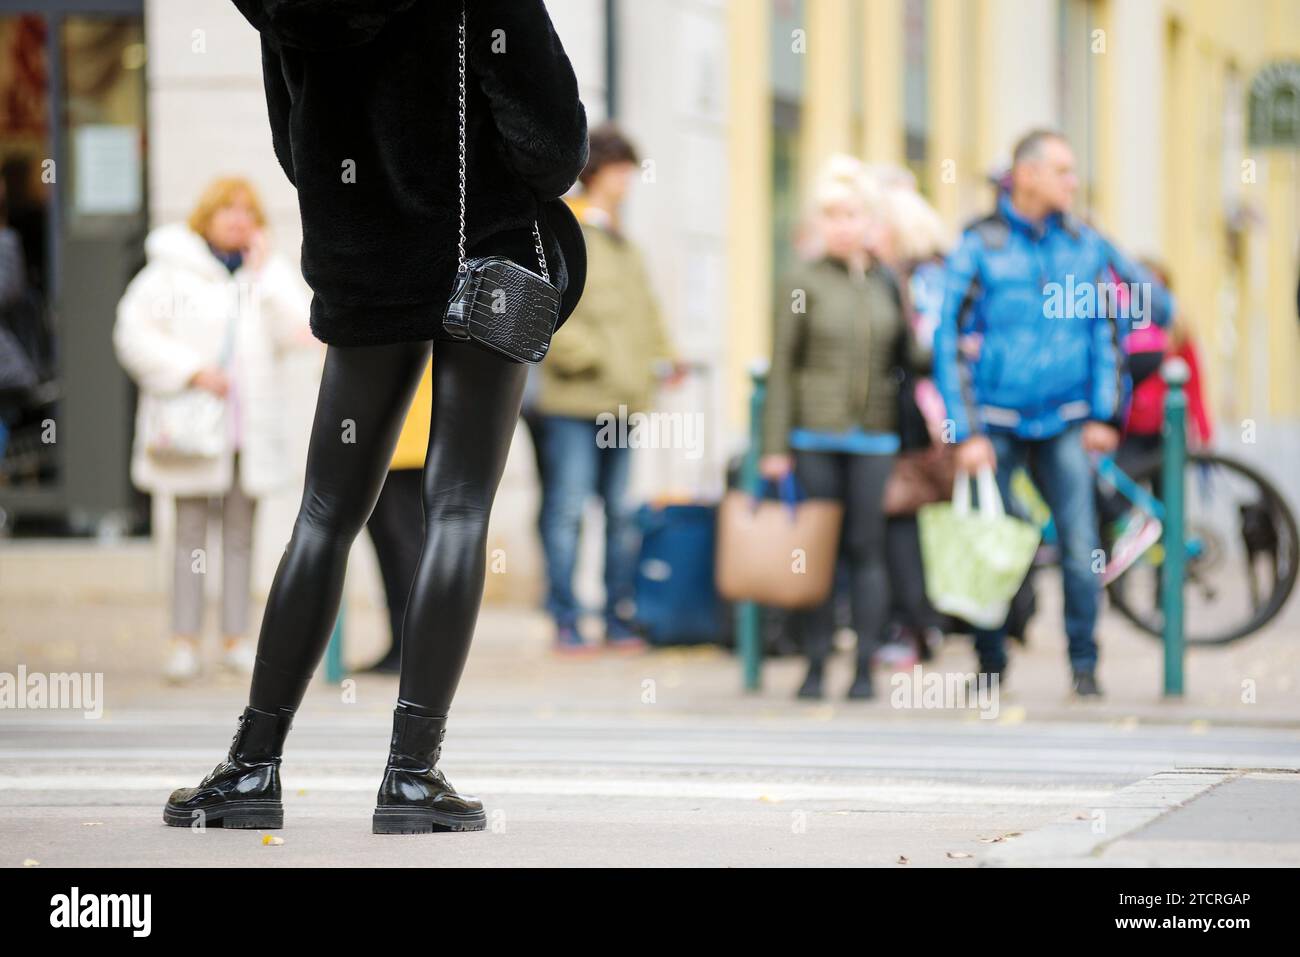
xmin=715 ymin=474 xmax=844 ymax=609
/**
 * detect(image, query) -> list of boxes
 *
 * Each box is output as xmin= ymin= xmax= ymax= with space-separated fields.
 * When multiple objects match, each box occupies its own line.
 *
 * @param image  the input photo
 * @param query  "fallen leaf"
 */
xmin=998 ymin=705 xmax=1027 ymax=724
xmin=23 ymin=858 xmax=39 ymax=867
xmin=896 ymin=855 xmax=909 ymax=865
xmin=947 ymin=851 xmax=973 ymax=859
xmin=262 ymin=834 xmax=284 ymax=846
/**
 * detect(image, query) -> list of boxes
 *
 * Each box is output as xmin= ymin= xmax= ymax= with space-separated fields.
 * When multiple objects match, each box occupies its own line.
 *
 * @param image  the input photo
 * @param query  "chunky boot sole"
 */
xmin=163 ymin=800 xmax=284 ymax=829
xmin=372 ymin=805 xmax=486 ymax=834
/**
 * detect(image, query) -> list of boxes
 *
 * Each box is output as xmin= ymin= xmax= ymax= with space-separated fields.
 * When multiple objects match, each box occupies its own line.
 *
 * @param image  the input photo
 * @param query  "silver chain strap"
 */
xmin=457 ymin=3 xmax=550 ymax=283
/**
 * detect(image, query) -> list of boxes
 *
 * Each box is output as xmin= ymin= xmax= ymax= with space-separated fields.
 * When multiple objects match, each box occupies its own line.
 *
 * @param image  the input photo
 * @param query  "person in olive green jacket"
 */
xmin=536 ymin=124 xmax=684 ymax=654
xmin=758 ymin=154 xmax=925 ymax=701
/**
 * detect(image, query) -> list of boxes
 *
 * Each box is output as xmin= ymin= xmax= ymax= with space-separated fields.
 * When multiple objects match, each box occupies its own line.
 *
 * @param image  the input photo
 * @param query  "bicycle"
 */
xmin=1026 ymin=449 xmax=1299 ymax=645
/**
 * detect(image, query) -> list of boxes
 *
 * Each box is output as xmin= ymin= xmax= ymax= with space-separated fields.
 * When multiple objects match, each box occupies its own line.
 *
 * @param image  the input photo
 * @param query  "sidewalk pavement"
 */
xmin=3 ymin=545 xmax=1297 ymax=727
xmin=2 ymin=544 xmax=1298 ymax=866
xmin=985 ymin=769 xmax=1300 ymax=866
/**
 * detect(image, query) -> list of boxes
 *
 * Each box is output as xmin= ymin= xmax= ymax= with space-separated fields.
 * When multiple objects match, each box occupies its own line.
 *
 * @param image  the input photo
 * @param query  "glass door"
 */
xmin=0 ymin=0 xmax=147 ymax=536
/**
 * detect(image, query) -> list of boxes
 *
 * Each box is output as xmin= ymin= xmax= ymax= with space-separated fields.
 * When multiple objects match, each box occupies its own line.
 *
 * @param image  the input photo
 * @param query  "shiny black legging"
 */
xmin=248 ymin=337 xmax=529 ymax=719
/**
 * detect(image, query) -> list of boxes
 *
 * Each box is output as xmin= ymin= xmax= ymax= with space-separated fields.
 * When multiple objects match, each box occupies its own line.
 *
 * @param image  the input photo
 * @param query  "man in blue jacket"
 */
xmin=933 ymin=129 xmax=1171 ymax=697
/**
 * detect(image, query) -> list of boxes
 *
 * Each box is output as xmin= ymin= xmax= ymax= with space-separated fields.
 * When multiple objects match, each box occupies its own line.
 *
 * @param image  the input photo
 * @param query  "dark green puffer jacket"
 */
xmin=762 ymin=254 xmax=925 ymax=455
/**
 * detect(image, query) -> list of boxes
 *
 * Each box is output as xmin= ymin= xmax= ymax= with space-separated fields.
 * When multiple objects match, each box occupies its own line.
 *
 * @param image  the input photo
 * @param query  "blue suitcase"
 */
xmin=634 ymin=502 xmax=726 ymax=645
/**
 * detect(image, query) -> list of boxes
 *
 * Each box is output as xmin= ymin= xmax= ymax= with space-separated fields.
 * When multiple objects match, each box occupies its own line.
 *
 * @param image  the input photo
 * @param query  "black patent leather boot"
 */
xmin=372 ymin=706 xmax=486 ymax=834
xmin=163 ymin=705 xmax=294 ymax=829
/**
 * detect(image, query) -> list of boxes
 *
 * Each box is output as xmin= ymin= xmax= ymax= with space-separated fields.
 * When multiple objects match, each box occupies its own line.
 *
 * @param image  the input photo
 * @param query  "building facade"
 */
xmin=726 ymin=0 xmax=1300 ymax=501
xmin=2 ymin=0 xmax=1297 ymax=615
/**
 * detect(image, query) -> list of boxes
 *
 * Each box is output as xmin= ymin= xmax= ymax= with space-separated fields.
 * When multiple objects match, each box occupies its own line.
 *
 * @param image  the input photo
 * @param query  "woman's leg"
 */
xmin=167 ymin=495 xmax=209 ymax=681
xmin=172 ymin=495 xmax=210 ymax=639
xmin=362 ymin=467 xmax=425 ymax=668
xmin=537 ymin=414 xmax=600 ymax=634
xmin=842 ymin=452 xmax=894 ymax=680
xmin=396 ymin=339 xmax=530 ymax=717
xmin=247 ymin=340 xmax=432 ymax=714
xmin=885 ymin=515 xmax=936 ymax=635
xmin=790 ymin=450 xmax=846 ymax=683
xmin=595 ymin=439 xmax=639 ymax=635
xmin=220 ymin=456 xmax=258 ymax=643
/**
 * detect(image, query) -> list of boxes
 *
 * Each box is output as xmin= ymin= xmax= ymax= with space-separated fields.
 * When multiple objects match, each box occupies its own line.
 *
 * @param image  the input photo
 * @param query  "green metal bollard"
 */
xmin=737 ymin=363 xmax=768 ymax=692
xmin=1160 ymin=357 xmax=1190 ymax=697
xmin=325 ymin=601 xmax=345 ymax=685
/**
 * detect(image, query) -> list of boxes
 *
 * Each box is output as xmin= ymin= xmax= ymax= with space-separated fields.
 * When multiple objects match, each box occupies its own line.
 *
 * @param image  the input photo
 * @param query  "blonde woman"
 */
xmin=113 ymin=177 xmax=312 ymax=683
xmin=760 ymin=154 xmax=925 ymax=700
xmin=873 ymin=178 xmax=952 ymax=432
xmin=873 ymin=181 xmax=956 ymax=669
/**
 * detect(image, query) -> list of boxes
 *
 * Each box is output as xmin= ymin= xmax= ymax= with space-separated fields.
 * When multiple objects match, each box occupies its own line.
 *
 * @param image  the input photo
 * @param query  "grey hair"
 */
xmin=1012 ymin=129 xmax=1069 ymax=166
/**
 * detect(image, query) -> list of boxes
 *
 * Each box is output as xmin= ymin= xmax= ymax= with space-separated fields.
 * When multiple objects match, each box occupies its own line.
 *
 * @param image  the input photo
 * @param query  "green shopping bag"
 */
xmin=918 ymin=467 xmax=1042 ymax=629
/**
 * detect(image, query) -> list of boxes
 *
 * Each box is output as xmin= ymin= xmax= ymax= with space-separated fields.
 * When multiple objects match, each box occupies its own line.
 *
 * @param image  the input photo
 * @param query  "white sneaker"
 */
xmin=220 ymin=639 xmax=257 ymax=674
xmin=164 ymin=640 xmax=202 ymax=684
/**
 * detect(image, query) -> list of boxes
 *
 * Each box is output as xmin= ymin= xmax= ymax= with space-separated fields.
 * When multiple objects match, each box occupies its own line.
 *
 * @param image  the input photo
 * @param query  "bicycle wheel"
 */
xmin=1107 ymin=451 xmax=1299 ymax=644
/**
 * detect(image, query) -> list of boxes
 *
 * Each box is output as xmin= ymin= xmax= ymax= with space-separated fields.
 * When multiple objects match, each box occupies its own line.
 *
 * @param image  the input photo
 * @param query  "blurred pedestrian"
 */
xmin=874 ymin=181 xmax=955 ymax=667
xmin=932 ymin=129 xmax=1172 ymax=696
xmin=112 ymin=176 xmax=313 ymax=683
xmin=0 ymin=164 xmax=54 ymax=476
xmin=1118 ymin=259 xmax=1212 ymax=456
xmin=358 ymin=357 xmax=434 ymax=675
xmin=1097 ymin=258 xmax=1210 ymax=537
xmin=536 ymin=123 xmax=684 ymax=654
xmin=0 ymin=180 xmax=34 ymax=462
xmin=164 ymin=0 xmax=589 ymax=836
xmin=0 ymin=181 xmax=26 ymax=310
xmin=759 ymin=154 xmax=926 ymax=700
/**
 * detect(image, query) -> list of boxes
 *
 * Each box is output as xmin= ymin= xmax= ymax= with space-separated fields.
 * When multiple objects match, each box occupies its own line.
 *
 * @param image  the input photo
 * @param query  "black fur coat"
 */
xmin=230 ymin=0 xmax=590 ymax=346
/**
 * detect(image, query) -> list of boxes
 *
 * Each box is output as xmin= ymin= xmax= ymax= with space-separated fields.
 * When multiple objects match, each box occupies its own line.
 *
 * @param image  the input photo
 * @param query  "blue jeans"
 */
xmin=537 ymin=414 xmax=639 ymax=629
xmin=973 ymin=422 xmax=1100 ymax=672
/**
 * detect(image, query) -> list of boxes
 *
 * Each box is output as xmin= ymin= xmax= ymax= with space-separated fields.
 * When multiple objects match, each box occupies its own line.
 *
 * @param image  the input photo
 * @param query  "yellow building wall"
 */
xmin=1153 ymin=0 xmax=1300 ymax=422
xmin=1263 ymin=0 xmax=1300 ymax=420
xmin=860 ymin=0 xmax=904 ymax=166
xmin=725 ymin=0 xmax=773 ymax=435
xmin=801 ymin=0 xmax=855 ymax=196
xmin=724 ymin=0 xmax=1300 ymax=438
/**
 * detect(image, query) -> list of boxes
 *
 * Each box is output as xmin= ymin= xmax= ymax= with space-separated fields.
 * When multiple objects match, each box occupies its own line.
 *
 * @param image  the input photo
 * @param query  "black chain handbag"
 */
xmin=441 ymin=1 xmax=561 ymax=364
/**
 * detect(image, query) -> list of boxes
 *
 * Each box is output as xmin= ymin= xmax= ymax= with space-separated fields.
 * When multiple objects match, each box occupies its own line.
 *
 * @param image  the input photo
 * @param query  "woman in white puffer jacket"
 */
xmin=113 ymin=177 xmax=313 ymax=684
